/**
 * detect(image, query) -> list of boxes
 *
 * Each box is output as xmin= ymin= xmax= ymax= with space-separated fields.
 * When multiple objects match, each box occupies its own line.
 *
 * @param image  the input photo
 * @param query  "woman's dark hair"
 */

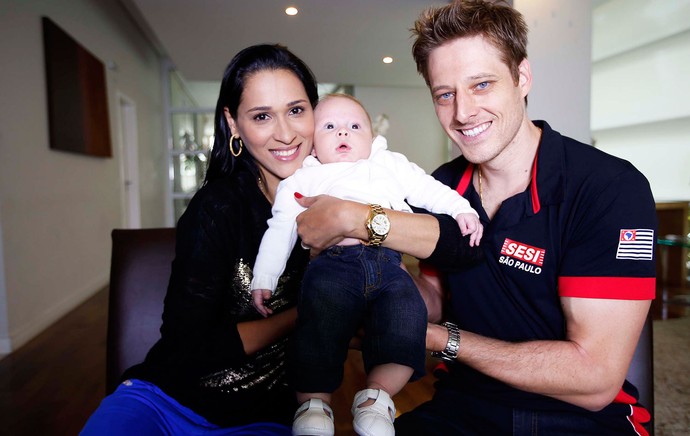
xmin=204 ymin=44 xmax=319 ymax=184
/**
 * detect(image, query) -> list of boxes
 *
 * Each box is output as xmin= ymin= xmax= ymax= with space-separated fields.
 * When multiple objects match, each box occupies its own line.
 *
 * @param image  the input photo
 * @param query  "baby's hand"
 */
xmin=251 ymin=289 xmax=273 ymax=317
xmin=456 ymin=213 xmax=483 ymax=247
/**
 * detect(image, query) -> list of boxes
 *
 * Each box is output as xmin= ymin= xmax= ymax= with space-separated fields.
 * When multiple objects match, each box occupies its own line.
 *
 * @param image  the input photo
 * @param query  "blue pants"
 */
xmin=291 ymin=245 xmax=427 ymax=393
xmin=81 ymin=379 xmax=292 ymax=435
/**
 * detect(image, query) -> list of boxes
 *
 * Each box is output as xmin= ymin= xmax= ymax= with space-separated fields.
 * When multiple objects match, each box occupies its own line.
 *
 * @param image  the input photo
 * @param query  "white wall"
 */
xmin=514 ymin=0 xmax=592 ymax=144
xmin=0 ymin=0 xmax=166 ymax=353
xmin=594 ymin=119 xmax=690 ymax=201
xmin=591 ymin=0 xmax=690 ymax=202
xmin=352 ymin=1 xmax=594 ymax=174
xmin=355 ymin=86 xmax=447 ymax=173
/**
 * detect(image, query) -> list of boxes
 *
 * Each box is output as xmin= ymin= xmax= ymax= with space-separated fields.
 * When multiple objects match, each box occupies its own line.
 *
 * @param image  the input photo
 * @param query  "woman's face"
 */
xmin=225 ymin=69 xmax=314 ymax=196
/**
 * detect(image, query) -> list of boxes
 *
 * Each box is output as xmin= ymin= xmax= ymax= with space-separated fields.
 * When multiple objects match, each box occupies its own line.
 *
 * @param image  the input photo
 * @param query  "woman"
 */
xmin=81 ymin=44 xmax=319 ymax=435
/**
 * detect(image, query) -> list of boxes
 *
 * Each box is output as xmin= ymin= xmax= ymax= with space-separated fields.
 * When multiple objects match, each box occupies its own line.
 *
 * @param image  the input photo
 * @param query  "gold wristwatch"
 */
xmin=365 ymin=204 xmax=390 ymax=247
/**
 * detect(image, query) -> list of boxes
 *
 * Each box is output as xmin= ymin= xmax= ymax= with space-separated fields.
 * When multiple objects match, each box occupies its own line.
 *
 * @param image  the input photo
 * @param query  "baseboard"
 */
xmin=6 ymin=276 xmax=108 ymax=353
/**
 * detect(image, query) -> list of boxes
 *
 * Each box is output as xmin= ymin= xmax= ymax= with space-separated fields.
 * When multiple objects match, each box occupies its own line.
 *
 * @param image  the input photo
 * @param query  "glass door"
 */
xmin=170 ymin=109 xmax=214 ymax=222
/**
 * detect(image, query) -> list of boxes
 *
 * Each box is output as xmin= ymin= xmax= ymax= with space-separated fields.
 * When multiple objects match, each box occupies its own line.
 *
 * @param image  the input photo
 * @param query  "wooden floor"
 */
xmin=1 ymin=284 xmax=688 ymax=436
xmin=0 ymin=288 xmax=436 ymax=435
xmin=0 ymin=289 xmax=108 ymax=436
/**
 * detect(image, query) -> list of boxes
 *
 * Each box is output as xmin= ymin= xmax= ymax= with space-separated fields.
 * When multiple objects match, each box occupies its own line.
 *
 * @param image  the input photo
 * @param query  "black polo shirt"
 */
xmin=427 ymin=121 xmax=656 ymax=414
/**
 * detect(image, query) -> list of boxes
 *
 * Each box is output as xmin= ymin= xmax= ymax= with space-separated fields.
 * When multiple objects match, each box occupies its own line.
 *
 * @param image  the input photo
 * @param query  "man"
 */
xmin=397 ymin=1 xmax=655 ymax=434
xmin=295 ymin=1 xmax=655 ymax=434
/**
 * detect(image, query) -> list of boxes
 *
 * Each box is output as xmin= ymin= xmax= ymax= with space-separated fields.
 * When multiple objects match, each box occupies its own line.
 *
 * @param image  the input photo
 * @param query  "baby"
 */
xmin=251 ymin=94 xmax=482 ymax=436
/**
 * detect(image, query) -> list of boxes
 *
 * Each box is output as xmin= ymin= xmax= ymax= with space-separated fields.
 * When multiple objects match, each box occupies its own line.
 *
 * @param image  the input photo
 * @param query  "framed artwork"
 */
xmin=42 ymin=16 xmax=112 ymax=157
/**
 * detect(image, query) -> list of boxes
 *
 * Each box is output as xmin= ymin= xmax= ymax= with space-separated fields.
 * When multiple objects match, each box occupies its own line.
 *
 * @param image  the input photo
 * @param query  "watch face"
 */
xmin=371 ymin=214 xmax=390 ymax=235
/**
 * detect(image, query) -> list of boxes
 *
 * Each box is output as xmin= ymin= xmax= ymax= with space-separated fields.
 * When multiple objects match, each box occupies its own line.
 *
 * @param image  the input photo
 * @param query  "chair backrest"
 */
xmin=626 ymin=313 xmax=654 ymax=434
xmin=106 ymin=228 xmax=176 ymax=394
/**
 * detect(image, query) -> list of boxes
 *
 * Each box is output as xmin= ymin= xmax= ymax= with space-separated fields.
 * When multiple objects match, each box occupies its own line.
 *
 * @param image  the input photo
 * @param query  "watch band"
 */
xmin=431 ymin=321 xmax=460 ymax=362
xmin=366 ymin=204 xmax=388 ymax=247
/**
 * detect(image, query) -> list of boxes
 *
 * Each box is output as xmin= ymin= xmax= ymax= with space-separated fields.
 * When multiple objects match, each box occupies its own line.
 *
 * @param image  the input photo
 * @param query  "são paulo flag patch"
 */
xmin=616 ymin=229 xmax=654 ymax=260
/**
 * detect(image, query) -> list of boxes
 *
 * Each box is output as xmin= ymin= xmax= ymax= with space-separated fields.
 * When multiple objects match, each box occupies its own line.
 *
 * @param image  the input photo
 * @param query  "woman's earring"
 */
xmin=229 ymin=134 xmax=243 ymax=157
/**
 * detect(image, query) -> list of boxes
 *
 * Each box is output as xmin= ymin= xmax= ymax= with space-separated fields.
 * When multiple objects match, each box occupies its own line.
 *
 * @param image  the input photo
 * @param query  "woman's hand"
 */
xmin=294 ymin=193 xmax=367 ymax=252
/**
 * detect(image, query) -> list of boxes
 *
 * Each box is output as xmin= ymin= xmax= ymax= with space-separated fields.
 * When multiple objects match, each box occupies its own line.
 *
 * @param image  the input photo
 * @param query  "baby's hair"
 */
xmin=318 ymin=93 xmax=374 ymax=135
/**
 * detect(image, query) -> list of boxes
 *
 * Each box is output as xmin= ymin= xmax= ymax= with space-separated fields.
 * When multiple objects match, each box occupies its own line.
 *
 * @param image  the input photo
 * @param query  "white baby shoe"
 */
xmin=292 ymin=398 xmax=334 ymax=436
xmin=351 ymin=389 xmax=396 ymax=436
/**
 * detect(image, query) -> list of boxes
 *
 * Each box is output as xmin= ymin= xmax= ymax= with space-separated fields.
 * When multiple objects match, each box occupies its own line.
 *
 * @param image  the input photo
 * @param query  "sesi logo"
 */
xmin=500 ymin=238 xmax=545 ymax=266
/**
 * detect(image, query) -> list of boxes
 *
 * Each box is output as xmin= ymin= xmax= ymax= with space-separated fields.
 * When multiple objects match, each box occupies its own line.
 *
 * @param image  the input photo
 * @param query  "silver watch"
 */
xmin=431 ymin=322 xmax=460 ymax=362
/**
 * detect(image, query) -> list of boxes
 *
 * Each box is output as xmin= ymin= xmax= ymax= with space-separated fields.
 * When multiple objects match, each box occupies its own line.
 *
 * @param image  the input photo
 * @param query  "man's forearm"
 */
xmin=456 ymin=331 xmax=624 ymax=411
xmin=428 ymin=297 xmax=650 ymax=411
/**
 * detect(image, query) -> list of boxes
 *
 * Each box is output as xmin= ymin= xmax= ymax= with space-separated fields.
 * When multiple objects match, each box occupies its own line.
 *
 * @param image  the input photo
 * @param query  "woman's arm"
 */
xmin=237 ymin=307 xmax=297 ymax=355
xmin=294 ymin=194 xmax=439 ymax=258
xmin=295 ymin=194 xmax=480 ymax=270
xmin=160 ymin=186 xmax=301 ymax=373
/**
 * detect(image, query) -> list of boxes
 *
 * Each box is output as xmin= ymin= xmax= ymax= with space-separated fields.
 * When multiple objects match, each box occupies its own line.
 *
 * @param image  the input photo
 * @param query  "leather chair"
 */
xmin=105 ymin=228 xmax=176 ymax=394
xmin=628 ymin=313 xmax=655 ymax=434
xmin=104 ymin=227 xmax=654 ymax=434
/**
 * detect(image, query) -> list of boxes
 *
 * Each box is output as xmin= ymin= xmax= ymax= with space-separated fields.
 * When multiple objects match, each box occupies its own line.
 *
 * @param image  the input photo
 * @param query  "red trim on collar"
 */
xmin=456 ymin=158 xmax=538 ymax=211
xmin=530 ymin=153 xmax=540 ymax=214
xmin=456 ymin=163 xmax=475 ymax=196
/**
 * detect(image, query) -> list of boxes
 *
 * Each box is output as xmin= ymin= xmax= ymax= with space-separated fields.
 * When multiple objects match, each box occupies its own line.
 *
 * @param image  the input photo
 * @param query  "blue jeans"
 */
xmin=290 ymin=245 xmax=427 ymax=393
xmin=395 ymin=386 xmax=646 ymax=435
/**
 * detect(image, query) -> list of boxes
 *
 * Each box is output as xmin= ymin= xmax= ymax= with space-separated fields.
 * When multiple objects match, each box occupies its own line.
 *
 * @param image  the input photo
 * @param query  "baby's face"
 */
xmin=313 ymin=96 xmax=374 ymax=164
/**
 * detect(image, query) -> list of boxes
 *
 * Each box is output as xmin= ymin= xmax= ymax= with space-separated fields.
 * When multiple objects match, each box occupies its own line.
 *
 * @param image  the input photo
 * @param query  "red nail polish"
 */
xmin=294 ymin=192 xmax=303 ymax=199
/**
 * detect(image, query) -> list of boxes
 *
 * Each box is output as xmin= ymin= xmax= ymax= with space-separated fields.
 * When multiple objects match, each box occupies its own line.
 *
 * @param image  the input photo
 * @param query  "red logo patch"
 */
xmin=500 ymin=238 xmax=545 ymax=266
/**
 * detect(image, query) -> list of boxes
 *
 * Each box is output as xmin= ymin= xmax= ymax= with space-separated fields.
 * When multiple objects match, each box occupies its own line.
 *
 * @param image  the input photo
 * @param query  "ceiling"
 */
xmin=121 ymin=0 xmax=448 ymax=88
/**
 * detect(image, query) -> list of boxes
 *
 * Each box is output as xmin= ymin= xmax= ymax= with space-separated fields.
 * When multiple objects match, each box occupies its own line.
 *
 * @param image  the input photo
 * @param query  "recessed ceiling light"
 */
xmin=285 ymin=6 xmax=298 ymax=16
xmin=382 ymin=56 xmax=393 ymax=64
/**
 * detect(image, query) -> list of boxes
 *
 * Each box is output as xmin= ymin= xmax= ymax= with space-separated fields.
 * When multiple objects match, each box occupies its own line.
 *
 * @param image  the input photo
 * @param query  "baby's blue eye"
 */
xmin=352 ymin=123 xmax=360 ymax=130
xmin=325 ymin=123 xmax=334 ymax=129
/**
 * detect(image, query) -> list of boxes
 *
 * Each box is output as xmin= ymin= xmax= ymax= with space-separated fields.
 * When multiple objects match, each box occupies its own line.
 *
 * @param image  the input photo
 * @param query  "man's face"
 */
xmin=427 ymin=35 xmax=531 ymax=165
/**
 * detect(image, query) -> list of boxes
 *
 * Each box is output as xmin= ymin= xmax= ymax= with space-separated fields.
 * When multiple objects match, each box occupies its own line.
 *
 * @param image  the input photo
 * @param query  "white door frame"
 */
xmin=117 ymin=92 xmax=141 ymax=228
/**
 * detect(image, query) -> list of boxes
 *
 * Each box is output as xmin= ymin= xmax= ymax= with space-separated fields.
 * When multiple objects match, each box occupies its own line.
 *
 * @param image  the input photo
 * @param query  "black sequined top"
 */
xmin=123 ymin=167 xmax=310 ymax=427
